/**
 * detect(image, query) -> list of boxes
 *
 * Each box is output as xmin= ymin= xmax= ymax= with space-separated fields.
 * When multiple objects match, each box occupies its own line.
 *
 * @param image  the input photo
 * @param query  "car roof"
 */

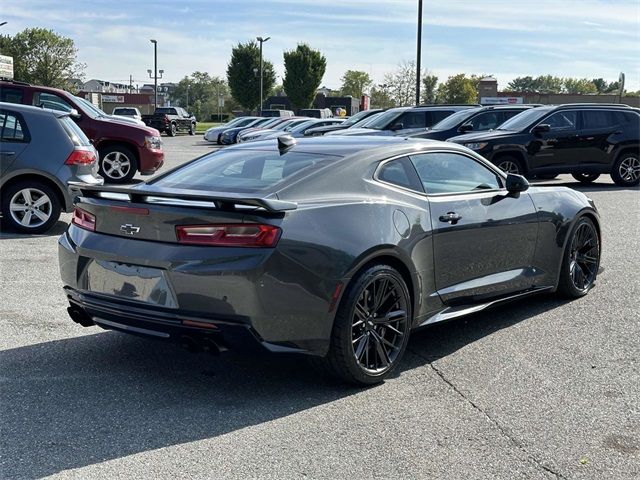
xmin=0 ymin=101 xmax=69 ymax=118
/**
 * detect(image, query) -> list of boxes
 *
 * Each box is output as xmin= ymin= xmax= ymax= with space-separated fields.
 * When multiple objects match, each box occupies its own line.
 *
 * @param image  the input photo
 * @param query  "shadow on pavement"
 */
xmin=1 ymin=294 xmax=567 ymax=479
xmin=0 ymin=219 xmax=68 ymax=240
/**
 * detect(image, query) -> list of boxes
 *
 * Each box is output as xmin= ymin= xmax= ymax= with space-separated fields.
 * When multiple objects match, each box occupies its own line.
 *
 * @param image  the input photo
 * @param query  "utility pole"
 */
xmin=256 ymin=36 xmax=270 ymax=114
xmin=148 ymin=39 xmax=164 ymax=108
xmin=416 ymin=0 xmax=423 ymax=106
xmin=129 ymin=74 xmax=133 ymax=92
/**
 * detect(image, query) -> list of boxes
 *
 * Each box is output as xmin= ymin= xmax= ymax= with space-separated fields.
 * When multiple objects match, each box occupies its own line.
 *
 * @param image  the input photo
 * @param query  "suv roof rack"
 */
xmin=555 ymin=103 xmax=632 ymax=109
xmin=417 ymin=103 xmax=481 ymax=107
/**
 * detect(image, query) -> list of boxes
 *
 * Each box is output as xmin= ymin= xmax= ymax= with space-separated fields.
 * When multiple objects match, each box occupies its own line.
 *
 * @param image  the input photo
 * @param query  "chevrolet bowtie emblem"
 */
xmin=120 ymin=224 xmax=141 ymax=235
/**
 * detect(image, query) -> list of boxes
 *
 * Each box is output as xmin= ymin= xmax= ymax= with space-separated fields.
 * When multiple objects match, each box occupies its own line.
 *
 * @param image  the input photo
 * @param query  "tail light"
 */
xmin=176 ymin=224 xmax=281 ymax=247
xmin=72 ymin=207 xmax=96 ymax=231
xmin=65 ymin=149 xmax=96 ymax=165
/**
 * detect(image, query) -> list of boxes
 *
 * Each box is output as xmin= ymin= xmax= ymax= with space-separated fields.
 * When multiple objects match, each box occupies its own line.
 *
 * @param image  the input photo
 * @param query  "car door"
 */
xmin=0 ymin=110 xmax=30 ymax=175
xmin=409 ymin=151 xmax=539 ymax=304
xmin=528 ymin=110 xmax=581 ymax=171
xmin=577 ymin=109 xmax=618 ymax=170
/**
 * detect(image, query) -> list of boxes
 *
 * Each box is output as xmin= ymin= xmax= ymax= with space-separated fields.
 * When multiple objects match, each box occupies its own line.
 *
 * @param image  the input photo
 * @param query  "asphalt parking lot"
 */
xmin=1 ymin=134 xmax=638 ymax=479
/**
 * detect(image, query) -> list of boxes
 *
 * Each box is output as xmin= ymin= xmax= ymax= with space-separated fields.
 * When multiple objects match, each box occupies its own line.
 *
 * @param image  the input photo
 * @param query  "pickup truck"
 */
xmin=142 ymin=107 xmax=196 ymax=136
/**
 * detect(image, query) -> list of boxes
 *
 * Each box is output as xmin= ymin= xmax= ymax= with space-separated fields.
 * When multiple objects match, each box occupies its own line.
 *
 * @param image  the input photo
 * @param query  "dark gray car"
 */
xmin=1 ymin=103 xmax=103 ymax=233
xmin=59 ymin=136 xmax=601 ymax=384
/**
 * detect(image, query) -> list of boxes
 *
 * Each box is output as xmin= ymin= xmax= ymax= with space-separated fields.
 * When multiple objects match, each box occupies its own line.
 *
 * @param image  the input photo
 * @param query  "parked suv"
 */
xmin=448 ymin=104 xmax=640 ymax=186
xmin=0 ymin=80 xmax=164 ymax=184
xmin=112 ymin=106 xmax=142 ymax=122
xmin=408 ymin=105 xmax=536 ymax=141
xmin=327 ymin=105 xmax=476 ymax=137
xmin=0 ymin=103 xmax=103 ymax=233
xmin=142 ymin=107 xmax=196 ymax=136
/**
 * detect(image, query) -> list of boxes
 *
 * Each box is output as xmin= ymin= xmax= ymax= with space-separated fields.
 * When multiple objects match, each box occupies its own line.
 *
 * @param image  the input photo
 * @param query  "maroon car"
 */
xmin=0 ymin=80 xmax=164 ymax=183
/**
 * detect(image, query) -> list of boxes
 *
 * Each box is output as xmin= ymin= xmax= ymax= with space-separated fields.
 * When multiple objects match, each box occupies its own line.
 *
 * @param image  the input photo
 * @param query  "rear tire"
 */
xmin=1 ymin=180 xmax=61 ymax=234
xmin=557 ymin=216 xmax=600 ymax=298
xmin=572 ymin=173 xmax=600 ymax=184
xmin=316 ymin=264 xmax=412 ymax=385
xmin=495 ymin=156 xmax=524 ymax=176
xmin=611 ymin=153 xmax=640 ymax=187
xmin=536 ymin=173 xmax=558 ymax=180
xmin=189 ymin=122 xmax=196 ymax=135
xmin=168 ymin=123 xmax=177 ymax=137
xmin=98 ymin=145 xmax=138 ymax=184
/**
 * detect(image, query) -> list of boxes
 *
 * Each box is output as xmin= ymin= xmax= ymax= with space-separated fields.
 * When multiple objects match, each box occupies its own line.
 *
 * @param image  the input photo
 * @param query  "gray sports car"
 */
xmin=58 ymin=136 xmax=601 ymax=384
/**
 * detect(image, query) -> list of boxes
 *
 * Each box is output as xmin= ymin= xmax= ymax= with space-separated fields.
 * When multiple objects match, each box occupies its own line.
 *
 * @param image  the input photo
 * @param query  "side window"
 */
xmin=377 ymin=157 xmax=423 ymax=191
xmin=410 ymin=152 xmax=501 ymax=194
xmin=0 ymin=87 xmax=24 ymax=104
xmin=0 ymin=111 xmax=27 ymax=142
xmin=499 ymin=110 xmax=522 ymax=124
xmin=466 ymin=111 xmax=501 ymax=131
xmin=612 ymin=111 xmax=640 ymax=130
xmin=426 ymin=110 xmax=454 ymax=126
xmin=32 ymin=92 xmax=74 ymax=113
xmin=542 ymin=111 xmax=577 ymax=131
xmin=582 ymin=110 xmax=613 ymax=129
xmin=392 ymin=111 xmax=426 ymax=129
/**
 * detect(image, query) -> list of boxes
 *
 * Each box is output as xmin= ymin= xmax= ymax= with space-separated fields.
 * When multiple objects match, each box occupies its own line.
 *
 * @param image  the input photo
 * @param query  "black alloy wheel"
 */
xmin=496 ymin=156 xmax=523 ymax=175
xmin=611 ymin=153 xmax=640 ymax=187
xmin=572 ymin=172 xmax=601 ymax=183
xmin=558 ymin=217 xmax=600 ymax=297
xmin=318 ymin=264 xmax=412 ymax=384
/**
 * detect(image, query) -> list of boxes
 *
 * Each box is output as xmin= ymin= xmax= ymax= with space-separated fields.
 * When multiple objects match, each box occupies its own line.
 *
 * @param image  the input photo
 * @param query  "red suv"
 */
xmin=0 ymin=80 xmax=164 ymax=183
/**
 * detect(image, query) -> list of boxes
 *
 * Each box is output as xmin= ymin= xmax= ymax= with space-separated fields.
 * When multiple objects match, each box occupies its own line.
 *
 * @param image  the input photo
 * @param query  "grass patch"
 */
xmin=195 ymin=122 xmax=222 ymax=134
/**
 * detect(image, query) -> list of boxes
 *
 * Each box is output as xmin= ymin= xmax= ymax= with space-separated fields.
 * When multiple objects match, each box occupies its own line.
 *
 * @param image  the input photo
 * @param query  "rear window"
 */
xmin=155 ymin=108 xmax=176 ymax=115
xmin=0 ymin=87 xmax=24 ymax=104
xmin=151 ymin=149 xmax=338 ymax=193
xmin=114 ymin=108 xmax=137 ymax=115
xmin=58 ymin=116 xmax=91 ymax=146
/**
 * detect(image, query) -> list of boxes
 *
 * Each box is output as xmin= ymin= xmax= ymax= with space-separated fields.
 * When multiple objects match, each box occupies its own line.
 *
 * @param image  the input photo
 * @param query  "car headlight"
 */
xmin=464 ymin=142 xmax=487 ymax=150
xmin=145 ymin=135 xmax=162 ymax=150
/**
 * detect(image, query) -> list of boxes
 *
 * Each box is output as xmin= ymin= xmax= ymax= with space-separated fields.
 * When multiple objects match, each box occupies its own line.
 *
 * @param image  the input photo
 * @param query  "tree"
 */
xmin=507 ymin=76 xmax=536 ymax=92
xmin=283 ymin=44 xmax=327 ymax=110
xmin=506 ymin=75 xmax=563 ymax=93
xmin=435 ymin=74 xmax=477 ymax=104
xmin=340 ymin=70 xmax=373 ymax=98
xmin=591 ymin=78 xmax=608 ymax=93
xmin=421 ymin=73 xmax=438 ymax=104
xmin=370 ymin=84 xmax=395 ymax=109
xmin=226 ymin=41 xmax=276 ymax=111
xmin=171 ymin=72 xmax=233 ymax=121
xmin=0 ymin=28 xmax=85 ymax=89
xmin=563 ymin=78 xmax=597 ymax=94
xmin=383 ymin=61 xmax=416 ymax=106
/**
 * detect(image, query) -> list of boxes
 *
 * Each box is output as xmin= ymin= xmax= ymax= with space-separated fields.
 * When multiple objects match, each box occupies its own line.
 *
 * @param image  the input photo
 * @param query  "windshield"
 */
xmin=342 ymin=110 xmax=375 ymax=127
xmin=353 ymin=112 xmax=383 ymax=127
xmin=287 ymin=120 xmax=317 ymax=133
xmin=260 ymin=118 xmax=283 ymax=129
xmin=498 ymin=107 xmax=553 ymax=131
xmin=430 ymin=108 xmax=480 ymax=130
xmin=364 ymin=109 xmax=404 ymax=130
xmin=74 ymin=96 xmax=105 ymax=119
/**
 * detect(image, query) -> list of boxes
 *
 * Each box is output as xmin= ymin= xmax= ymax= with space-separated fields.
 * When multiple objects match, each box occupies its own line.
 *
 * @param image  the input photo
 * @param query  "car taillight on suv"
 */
xmin=65 ymin=148 xmax=97 ymax=165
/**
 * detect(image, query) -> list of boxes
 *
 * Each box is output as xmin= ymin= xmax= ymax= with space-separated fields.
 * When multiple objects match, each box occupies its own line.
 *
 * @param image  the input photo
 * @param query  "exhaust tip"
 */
xmin=67 ymin=306 xmax=94 ymax=327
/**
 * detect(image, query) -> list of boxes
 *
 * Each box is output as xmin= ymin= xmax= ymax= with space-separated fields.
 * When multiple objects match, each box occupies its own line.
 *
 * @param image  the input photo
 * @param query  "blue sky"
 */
xmin=3 ymin=0 xmax=639 ymax=90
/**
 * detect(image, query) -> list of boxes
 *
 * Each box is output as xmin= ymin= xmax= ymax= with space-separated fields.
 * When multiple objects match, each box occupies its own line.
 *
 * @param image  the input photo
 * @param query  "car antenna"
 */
xmin=277 ymin=135 xmax=296 ymax=155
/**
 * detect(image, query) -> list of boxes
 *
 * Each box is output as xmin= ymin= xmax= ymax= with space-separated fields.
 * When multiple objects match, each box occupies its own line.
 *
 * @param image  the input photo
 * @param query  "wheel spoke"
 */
xmin=9 ymin=203 xmax=28 ymax=212
xmin=21 ymin=189 xmax=33 ymax=204
xmin=355 ymin=334 xmax=369 ymax=361
xmin=33 ymin=195 xmax=49 ymax=208
xmin=20 ymin=211 xmax=33 ymax=226
xmin=371 ymin=333 xmax=390 ymax=368
xmin=33 ymin=209 xmax=49 ymax=222
xmin=374 ymin=309 xmax=407 ymax=325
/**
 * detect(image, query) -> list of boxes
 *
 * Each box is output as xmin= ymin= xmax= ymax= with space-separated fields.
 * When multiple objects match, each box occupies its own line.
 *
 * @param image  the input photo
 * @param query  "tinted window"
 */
xmin=581 ymin=110 xmax=614 ymax=129
xmin=366 ymin=109 xmax=405 ymax=130
xmin=155 ymin=108 xmax=177 ymax=115
xmin=394 ymin=111 xmax=426 ymax=129
xmin=59 ymin=116 xmax=91 ymax=146
xmin=0 ymin=111 xmax=27 ymax=142
xmin=543 ymin=111 xmax=577 ymax=131
xmin=0 ymin=87 xmax=24 ymax=104
xmin=151 ymin=149 xmax=338 ymax=193
xmin=431 ymin=109 xmax=477 ymax=130
xmin=612 ymin=111 xmax=640 ymax=130
xmin=410 ymin=152 xmax=501 ymax=194
xmin=500 ymin=109 xmax=523 ymax=123
xmin=498 ymin=107 xmax=552 ymax=131
xmin=466 ymin=111 xmax=502 ymax=131
xmin=32 ymin=92 xmax=74 ymax=112
xmin=377 ymin=158 xmax=422 ymax=191
xmin=425 ymin=110 xmax=455 ymax=127
xmin=114 ymin=108 xmax=137 ymax=115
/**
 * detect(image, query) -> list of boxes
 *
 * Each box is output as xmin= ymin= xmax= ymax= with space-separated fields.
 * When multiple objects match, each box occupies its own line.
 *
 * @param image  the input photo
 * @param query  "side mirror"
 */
xmin=389 ymin=122 xmax=404 ymax=131
xmin=532 ymin=124 xmax=550 ymax=134
xmin=505 ymin=173 xmax=529 ymax=193
xmin=458 ymin=123 xmax=473 ymax=133
xmin=69 ymin=109 xmax=81 ymax=120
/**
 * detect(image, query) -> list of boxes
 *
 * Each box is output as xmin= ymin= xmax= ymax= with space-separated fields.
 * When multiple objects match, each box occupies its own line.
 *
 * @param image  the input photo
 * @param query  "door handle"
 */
xmin=0 ymin=151 xmax=16 ymax=156
xmin=439 ymin=212 xmax=462 ymax=224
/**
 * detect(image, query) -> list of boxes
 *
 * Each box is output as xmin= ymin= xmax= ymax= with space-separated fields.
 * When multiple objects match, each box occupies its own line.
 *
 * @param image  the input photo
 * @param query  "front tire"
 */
xmin=318 ymin=264 xmax=412 ymax=385
xmin=572 ymin=172 xmax=600 ymax=183
xmin=496 ymin=156 xmax=524 ymax=176
xmin=557 ymin=216 xmax=600 ymax=298
xmin=98 ymin=145 xmax=138 ymax=184
xmin=611 ymin=153 xmax=640 ymax=187
xmin=168 ymin=123 xmax=177 ymax=137
xmin=1 ymin=180 xmax=61 ymax=234
xmin=189 ymin=122 xmax=196 ymax=135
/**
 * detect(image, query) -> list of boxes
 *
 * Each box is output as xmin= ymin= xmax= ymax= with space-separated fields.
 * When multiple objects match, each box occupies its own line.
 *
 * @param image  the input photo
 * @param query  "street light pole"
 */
xmin=416 ymin=0 xmax=423 ymax=105
xmin=256 ymin=36 xmax=270 ymax=114
xmin=150 ymin=39 xmax=158 ymax=109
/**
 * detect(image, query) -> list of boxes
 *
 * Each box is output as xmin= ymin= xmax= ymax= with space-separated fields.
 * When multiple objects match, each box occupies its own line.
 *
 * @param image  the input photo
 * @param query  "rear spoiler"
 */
xmin=69 ymin=182 xmax=297 ymax=212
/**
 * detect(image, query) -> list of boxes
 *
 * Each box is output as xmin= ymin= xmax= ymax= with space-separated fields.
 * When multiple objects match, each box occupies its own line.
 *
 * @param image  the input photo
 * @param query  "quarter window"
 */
xmin=410 ymin=152 xmax=501 ymax=194
xmin=0 ymin=111 xmax=27 ymax=142
xmin=542 ymin=111 xmax=577 ymax=131
xmin=377 ymin=157 xmax=422 ymax=191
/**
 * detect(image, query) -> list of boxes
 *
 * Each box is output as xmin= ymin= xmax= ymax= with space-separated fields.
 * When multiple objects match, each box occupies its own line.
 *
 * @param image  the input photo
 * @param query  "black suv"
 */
xmin=328 ymin=105 xmax=476 ymax=137
xmin=408 ymin=105 xmax=537 ymax=141
xmin=448 ymin=104 xmax=640 ymax=186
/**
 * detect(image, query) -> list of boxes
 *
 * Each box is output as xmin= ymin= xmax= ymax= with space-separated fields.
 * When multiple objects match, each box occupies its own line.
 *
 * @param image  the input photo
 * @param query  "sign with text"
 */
xmin=481 ymin=97 xmax=524 ymax=105
xmin=0 ymin=55 xmax=14 ymax=79
xmin=102 ymin=95 xmax=125 ymax=103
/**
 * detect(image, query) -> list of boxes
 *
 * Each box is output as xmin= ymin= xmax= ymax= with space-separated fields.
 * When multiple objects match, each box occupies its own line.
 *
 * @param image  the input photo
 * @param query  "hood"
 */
xmin=447 ymin=129 xmax=517 ymax=143
xmin=106 ymin=115 xmax=146 ymax=126
xmin=97 ymin=116 xmax=159 ymax=136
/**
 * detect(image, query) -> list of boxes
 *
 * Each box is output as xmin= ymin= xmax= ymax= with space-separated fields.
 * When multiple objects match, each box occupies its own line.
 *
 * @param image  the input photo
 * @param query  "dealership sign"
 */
xmin=102 ymin=95 xmax=125 ymax=103
xmin=481 ymin=96 xmax=524 ymax=105
xmin=0 ymin=55 xmax=14 ymax=79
